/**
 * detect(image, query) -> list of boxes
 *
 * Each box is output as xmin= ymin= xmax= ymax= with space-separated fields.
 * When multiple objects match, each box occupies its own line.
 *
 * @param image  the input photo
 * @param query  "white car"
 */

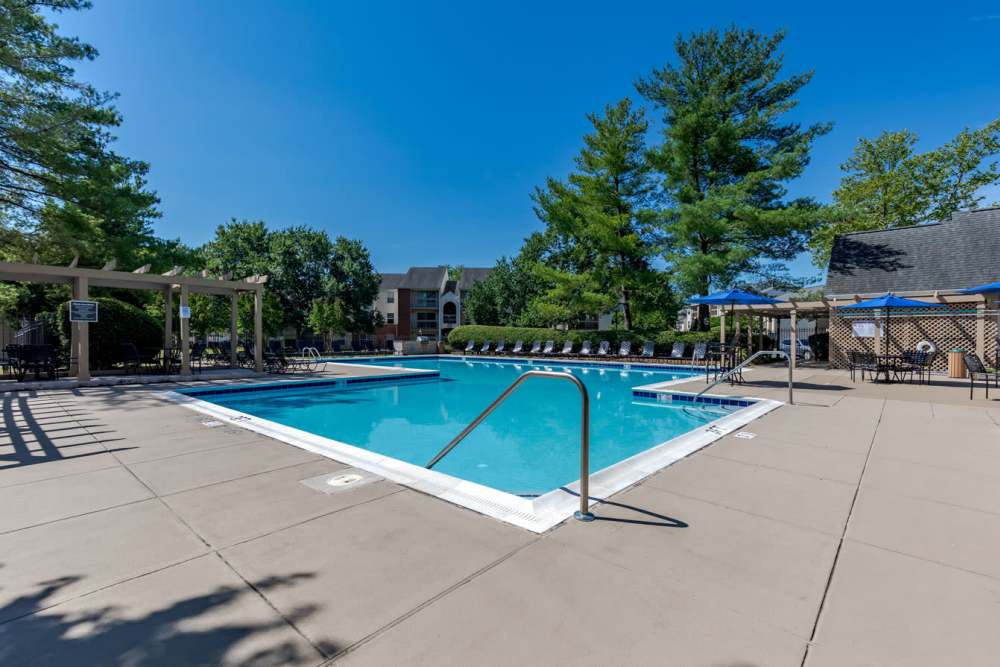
xmin=780 ymin=338 xmax=813 ymax=360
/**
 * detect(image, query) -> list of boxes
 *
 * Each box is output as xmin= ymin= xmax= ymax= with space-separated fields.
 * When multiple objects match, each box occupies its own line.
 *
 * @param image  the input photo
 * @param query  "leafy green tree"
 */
xmin=322 ymin=236 xmax=382 ymax=334
xmin=531 ymin=99 xmax=658 ymax=330
xmin=810 ymin=121 xmax=1000 ymax=265
xmin=267 ymin=226 xmax=334 ymax=332
xmin=637 ymin=27 xmax=832 ymax=329
xmin=307 ymin=299 xmax=345 ymax=350
xmin=0 ymin=0 xmax=160 ymax=266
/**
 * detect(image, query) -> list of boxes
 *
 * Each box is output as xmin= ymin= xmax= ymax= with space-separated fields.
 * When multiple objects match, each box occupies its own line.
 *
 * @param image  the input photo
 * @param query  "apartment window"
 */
xmin=386 ymin=291 xmax=395 ymax=303
xmin=413 ymin=291 xmax=438 ymax=308
xmin=415 ymin=311 xmax=437 ymax=328
xmin=386 ymin=313 xmax=395 ymax=324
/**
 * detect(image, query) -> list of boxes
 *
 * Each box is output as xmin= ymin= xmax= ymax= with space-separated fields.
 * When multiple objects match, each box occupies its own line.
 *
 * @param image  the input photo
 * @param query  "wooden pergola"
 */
xmin=0 ymin=261 xmax=267 ymax=379
xmin=728 ymin=289 xmax=992 ymax=371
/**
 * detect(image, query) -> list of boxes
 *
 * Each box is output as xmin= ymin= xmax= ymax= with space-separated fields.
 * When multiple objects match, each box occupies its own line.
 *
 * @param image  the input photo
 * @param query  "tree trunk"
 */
xmin=621 ymin=285 xmax=632 ymax=331
xmin=695 ymin=304 xmax=710 ymax=331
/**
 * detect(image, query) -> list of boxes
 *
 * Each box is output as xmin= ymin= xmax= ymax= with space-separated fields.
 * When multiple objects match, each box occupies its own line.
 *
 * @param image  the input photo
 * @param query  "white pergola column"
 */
xmin=254 ymin=288 xmax=263 ymax=372
xmin=790 ymin=309 xmax=798 ymax=374
xmin=164 ymin=286 xmax=173 ymax=349
xmin=72 ymin=276 xmax=90 ymax=381
xmin=230 ymin=292 xmax=239 ymax=367
xmin=179 ymin=284 xmax=190 ymax=375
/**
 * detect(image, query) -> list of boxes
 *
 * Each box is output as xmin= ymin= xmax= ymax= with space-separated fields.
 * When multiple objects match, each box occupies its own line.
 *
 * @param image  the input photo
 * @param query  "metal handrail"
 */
xmin=425 ymin=370 xmax=595 ymax=522
xmin=697 ymin=349 xmax=794 ymax=405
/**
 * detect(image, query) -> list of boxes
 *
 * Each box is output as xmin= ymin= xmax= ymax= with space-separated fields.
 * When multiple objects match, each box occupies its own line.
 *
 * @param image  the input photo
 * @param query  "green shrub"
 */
xmin=447 ymin=325 xmax=718 ymax=355
xmin=58 ymin=297 xmax=164 ymax=369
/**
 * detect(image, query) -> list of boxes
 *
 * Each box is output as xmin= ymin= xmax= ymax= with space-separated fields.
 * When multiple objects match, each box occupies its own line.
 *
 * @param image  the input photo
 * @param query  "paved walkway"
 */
xmin=1 ymin=363 xmax=999 ymax=665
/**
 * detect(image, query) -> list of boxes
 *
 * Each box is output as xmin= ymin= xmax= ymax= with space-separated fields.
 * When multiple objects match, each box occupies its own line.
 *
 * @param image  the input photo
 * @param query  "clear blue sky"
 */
xmin=55 ymin=0 xmax=1000 ymax=278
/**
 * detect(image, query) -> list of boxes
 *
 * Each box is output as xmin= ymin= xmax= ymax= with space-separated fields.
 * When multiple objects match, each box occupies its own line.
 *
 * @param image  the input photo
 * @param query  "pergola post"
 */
xmin=757 ymin=316 xmax=764 ymax=351
xmin=72 ymin=276 xmax=90 ymax=381
xmin=719 ymin=311 xmax=726 ymax=343
xmin=164 ymin=286 xmax=173 ymax=349
xmin=790 ymin=309 xmax=798 ymax=374
xmin=976 ymin=301 xmax=986 ymax=362
xmin=254 ymin=288 xmax=263 ymax=372
xmin=179 ymin=284 xmax=190 ymax=375
xmin=230 ymin=292 xmax=239 ymax=367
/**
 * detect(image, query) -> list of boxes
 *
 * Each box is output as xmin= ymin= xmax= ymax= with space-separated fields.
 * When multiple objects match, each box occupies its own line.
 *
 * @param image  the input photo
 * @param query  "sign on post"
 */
xmin=179 ymin=306 xmax=191 ymax=319
xmin=69 ymin=300 xmax=98 ymax=322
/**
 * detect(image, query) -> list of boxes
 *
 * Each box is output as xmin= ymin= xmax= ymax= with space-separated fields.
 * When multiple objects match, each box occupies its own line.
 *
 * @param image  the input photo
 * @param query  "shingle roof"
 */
xmin=456 ymin=267 xmax=492 ymax=291
xmin=398 ymin=266 xmax=447 ymax=290
xmin=379 ymin=273 xmax=406 ymax=290
xmin=825 ymin=208 xmax=1000 ymax=296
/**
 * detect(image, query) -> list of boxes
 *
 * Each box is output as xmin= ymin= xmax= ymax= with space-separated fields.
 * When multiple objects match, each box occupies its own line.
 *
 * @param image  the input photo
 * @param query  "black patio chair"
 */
xmin=898 ymin=351 xmax=933 ymax=384
xmin=963 ymin=353 xmax=996 ymax=400
xmin=847 ymin=350 xmax=878 ymax=382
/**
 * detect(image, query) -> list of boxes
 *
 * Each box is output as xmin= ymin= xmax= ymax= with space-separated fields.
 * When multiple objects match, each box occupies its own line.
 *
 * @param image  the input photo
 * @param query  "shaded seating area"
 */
xmin=2 ymin=344 xmax=71 ymax=381
xmin=0 ymin=260 xmax=268 ymax=379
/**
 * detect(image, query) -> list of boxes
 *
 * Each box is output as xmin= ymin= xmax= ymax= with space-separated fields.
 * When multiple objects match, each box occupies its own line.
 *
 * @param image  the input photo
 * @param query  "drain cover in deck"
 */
xmin=300 ymin=469 xmax=381 ymax=495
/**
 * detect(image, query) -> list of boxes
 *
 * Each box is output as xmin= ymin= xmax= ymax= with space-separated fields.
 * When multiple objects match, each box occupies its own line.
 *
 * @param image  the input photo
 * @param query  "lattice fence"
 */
xmin=829 ymin=302 xmax=997 ymax=371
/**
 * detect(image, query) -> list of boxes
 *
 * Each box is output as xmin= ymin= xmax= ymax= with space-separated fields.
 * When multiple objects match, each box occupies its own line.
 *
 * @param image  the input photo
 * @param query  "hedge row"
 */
xmin=446 ymin=325 xmax=721 ymax=356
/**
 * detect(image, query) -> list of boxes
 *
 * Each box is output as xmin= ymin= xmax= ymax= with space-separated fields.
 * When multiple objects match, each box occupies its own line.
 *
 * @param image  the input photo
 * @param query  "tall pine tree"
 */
xmin=637 ymin=27 xmax=830 ymax=328
xmin=531 ymin=98 xmax=658 ymax=330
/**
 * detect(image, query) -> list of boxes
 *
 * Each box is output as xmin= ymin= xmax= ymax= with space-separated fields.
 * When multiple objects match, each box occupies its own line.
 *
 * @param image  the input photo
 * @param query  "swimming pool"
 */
xmin=172 ymin=356 xmax=780 ymax=531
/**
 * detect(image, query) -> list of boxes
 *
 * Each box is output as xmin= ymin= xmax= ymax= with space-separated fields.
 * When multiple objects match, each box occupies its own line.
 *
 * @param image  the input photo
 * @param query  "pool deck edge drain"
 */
xmin=164 ymin=366 xmax=783 ymax=533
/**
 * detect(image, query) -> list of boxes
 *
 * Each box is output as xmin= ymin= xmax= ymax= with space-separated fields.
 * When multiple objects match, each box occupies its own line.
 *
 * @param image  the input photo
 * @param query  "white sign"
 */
xmin=852 ymin=320 xmax=881 ymax=338
xmin=179 ymin=306 xmax=191 ymax=319
xmin=69 ymin=300 xmax=98 ymax=322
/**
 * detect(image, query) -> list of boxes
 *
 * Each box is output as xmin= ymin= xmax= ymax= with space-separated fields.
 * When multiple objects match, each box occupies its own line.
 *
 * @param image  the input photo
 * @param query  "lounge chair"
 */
xmin=616 ymin=341 xmax=632 ymax=358
xmin=596 ymin=341 xmax=610 ymax=356
xmin=690 ymin=342 xmax=708 ymax=366
xmin=478 ymin=340 xmax=492 ymax=355
xmin=557 ymin=340 xmax=574 ymax=355
xmin=494 ymin=339 xmax=506 ymax=355
xmin=463 ymin=340 xmax=476 ymax=355
xmin=510 ymin=340 xmax=524 ymax=355
xmin=540 ymin=340 xmax=555 ymax=355
xmin=638 ymin=341 xmax=655 ymax=359
xmin=579 ymin=340 xmax=593 ymax=356
xmin=963 ymin=353 xmax=996 ymax=399
xmin=528 ymin=340 xmax=542 ymax=355
xmin=668 ymin=342 xmax=685 ymax=361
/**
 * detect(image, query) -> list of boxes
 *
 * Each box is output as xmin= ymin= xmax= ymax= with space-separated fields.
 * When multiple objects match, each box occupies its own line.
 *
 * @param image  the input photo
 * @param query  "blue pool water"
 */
xmin=195 ymin=358 xmax=737 ymax=495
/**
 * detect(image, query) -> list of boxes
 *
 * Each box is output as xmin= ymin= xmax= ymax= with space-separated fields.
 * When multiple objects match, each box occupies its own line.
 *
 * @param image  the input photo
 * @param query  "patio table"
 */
xmin=871 ymin=354 xmax=910 ymax=384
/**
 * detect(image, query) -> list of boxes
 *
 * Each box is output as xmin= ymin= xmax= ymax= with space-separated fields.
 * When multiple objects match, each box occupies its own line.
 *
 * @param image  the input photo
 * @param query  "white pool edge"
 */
xmin=164 ymin=363 xmax=781 ymax=533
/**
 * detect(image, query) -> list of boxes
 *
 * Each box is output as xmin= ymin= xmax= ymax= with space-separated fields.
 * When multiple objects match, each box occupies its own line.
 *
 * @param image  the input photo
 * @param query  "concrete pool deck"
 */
xmin=1 ymin=362 xmax=999 ymax=665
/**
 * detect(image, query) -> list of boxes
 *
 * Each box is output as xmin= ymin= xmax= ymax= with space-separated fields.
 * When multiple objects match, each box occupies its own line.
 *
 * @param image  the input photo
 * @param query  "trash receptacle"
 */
xmin=947 ymin=349 xmax=966 ymax=378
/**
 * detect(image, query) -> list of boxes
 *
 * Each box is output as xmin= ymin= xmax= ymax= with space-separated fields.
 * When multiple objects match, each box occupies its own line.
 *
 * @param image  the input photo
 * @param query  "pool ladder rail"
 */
xmin=425 ymin=370 xmax=595 ymax=522
xmin=697 ymin=349 xmax=794 ymax=405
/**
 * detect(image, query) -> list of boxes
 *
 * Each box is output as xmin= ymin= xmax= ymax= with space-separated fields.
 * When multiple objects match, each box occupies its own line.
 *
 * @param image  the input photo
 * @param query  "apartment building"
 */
xmin=374 ymin=266 xmax=492 ymax=342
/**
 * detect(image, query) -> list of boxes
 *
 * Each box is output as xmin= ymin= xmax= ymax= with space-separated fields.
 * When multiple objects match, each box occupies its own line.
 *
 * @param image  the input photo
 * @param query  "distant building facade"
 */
xmin=374 ymin=266 xmax=493 ymax=342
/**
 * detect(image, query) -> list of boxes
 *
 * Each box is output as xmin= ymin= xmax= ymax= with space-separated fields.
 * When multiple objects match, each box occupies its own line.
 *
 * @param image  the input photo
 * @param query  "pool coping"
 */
xmin=165 ymin=356 xmax=781 ymax=533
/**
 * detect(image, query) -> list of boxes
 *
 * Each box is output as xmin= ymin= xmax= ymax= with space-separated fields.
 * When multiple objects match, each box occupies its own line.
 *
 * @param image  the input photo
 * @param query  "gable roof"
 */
xmin=398 ymin=266 xmax=447 ymax=290
xmin=825 ymin=208 xmax=1000 ymax=296
xmin=456 ymin=267 xmax=492 ymax=291
xmin=379 ymin=273 xmax=406 ymax=290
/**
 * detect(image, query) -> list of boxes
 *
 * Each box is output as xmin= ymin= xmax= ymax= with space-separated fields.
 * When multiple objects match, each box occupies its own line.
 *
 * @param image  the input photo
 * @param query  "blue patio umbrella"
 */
xmin=690 ymin=289 xmax=780 ymax=344
xmin=833 ymin=293 xmax=941 ymax=353
xmin=959 ymin=281 xmax=1000 ymax=295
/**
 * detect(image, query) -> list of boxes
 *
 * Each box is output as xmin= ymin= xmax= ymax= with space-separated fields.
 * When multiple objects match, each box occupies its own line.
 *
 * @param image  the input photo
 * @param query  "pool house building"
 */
xmin=730 ymin=207 xmax=1000 ymax=370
